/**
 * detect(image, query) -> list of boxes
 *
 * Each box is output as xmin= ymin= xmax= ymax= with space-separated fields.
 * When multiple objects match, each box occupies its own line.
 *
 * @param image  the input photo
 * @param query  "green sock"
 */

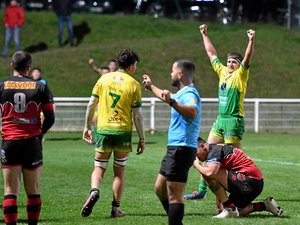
xmin=197 ymin=180 xmax=208 ymax=193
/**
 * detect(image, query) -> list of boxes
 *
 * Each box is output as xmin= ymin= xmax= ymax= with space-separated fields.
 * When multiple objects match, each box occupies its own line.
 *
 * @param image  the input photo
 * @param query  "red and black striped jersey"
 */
xmin=0 ymin=75 xmax=54 ymax=140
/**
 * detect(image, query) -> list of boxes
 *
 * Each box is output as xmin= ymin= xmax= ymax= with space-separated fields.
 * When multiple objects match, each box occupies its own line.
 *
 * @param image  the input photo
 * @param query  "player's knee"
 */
xmin=113 ymin=157 xmax=128 ymax=167
xmin=94 ymin=158 xmax=108 ymax=169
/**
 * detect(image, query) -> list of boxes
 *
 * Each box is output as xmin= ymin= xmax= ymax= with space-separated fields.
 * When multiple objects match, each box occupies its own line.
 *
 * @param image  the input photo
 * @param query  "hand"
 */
xmin=161 ymin=89 xmax=172 ymax=104
xmin=199 ymin=24 xmax=208 ymax=35
xmin=247 ymin=29 xmax=255 ymax=41
xmin=136 ymin=139 xmax=145 ymax=155
xmin=193 ymin=156 xmax=200 ymax=168
xmin=82 ymin=129 xmax=93 ymax=144
xmin=142 ymin=74 xmax=152 ymax=90
xmin=37 ymin=134 xmax=44 ymax=142
xmin=88 ymin=58 xmax=95 ymax=65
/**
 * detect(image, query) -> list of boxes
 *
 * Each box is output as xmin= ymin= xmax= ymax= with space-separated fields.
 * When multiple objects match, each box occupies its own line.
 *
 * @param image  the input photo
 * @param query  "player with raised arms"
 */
xmin=185 ymin=24 xmax=255 ymax=213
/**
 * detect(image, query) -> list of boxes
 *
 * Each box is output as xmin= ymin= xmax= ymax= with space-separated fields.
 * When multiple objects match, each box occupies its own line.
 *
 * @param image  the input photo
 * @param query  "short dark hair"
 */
xmin=108 ymin=59 xmax=117 ymax=64
xmin=175 ymin=59 xmax=195 ymax=79
xmin=116 ymin=48 xmax=140 ymax=69
xmin=31 ymin=67 xmax=42 ymax=74
xmin=11 ymin=51 xmax=32 ymax=72
xmin=197 ymin=137 xmax=206 ymax=145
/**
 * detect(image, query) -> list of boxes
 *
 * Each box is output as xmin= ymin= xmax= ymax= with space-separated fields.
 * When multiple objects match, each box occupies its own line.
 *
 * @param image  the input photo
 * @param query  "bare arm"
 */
xmin=171 ymin=101 xmax=197 ymax=118
xmin=199 ymin=24 xmax=218 ymax=63
xmin=193 ymin=157 xmax=221 ymax=177
xmin=242 ymin=29 xmax=255 ymax=67
xmin=88 ymin=58 xmax=102 ymax=74
xmin=83 ymin=96 xmax=98 ymax=143
xmin=132 ymin=107 xmax=145 ymax=155
xmin=143 ymin=75 xmax=197 ymax=118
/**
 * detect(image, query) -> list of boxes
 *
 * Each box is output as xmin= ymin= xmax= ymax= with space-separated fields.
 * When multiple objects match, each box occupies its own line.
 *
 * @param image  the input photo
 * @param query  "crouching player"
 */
xmin=193 ymin=137 xmax=283 ymax=218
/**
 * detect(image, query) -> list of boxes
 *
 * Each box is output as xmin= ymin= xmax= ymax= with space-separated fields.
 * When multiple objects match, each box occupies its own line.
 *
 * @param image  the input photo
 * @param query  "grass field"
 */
xmin=0 ymin=131 xmax=299 ymax=225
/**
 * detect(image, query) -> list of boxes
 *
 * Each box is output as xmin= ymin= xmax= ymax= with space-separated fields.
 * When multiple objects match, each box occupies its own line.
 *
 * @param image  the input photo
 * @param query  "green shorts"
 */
xmin=95 ymin=133 xmax=132 ymax=153
xmin=209 ymin=115 xmax=245 ymax=144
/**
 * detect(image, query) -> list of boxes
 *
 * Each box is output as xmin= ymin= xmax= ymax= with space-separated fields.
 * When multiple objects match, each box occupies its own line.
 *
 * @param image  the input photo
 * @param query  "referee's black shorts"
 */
xmin=1 ymin=136 xmax=43 ymax=169
xmin=159 ymin=146 xmax=196 ymax=183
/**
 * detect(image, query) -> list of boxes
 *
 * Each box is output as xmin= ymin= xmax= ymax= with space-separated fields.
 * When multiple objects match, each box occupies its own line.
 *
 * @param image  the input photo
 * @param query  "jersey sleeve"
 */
xmin=41 ymin=84 xmax=55 ymax=112
xmin=238 ymin=64 xmax=250 ymax=81
xmin=206 ymin=146 xmax=222 ymax=164
xmin=235 ymin=65 xmax=250 ymax=92
xmin=91 ymin=79 xmax=102 ymax=98
xmin=131 ymin=82 xmax=142 ymax=108
xmin=182 ymin=91 xmax=199 ymax=108
xmin=211 ymin=58 xmax=226 ymax=79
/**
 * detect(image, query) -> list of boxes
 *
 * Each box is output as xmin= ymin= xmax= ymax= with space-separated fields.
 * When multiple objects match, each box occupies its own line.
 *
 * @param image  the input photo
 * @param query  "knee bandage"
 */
xmin=94 ymin=158 xmax=108 ymax=169
xmin=113 ymin=157 xmax=128 ymax=167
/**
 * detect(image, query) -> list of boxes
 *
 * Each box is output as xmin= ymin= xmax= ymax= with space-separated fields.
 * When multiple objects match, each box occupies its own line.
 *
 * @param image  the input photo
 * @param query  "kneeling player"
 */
xmin=192 ymin=137 xmax=283 ymax=218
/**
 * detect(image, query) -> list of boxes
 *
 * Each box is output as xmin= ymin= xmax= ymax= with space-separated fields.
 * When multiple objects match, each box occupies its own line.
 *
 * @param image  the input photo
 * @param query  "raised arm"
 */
xmin=142 ymin=74 xmax=165 ymax=101
xmin=242 ymin=29 xmax=255 ymax=67
xmin=88 ymin=58 xmax=102 ymax=74
xmin=143 ymin=75 xmax=197 ymax=118
xmin=199 ymin=24 xmax=218 ymax=63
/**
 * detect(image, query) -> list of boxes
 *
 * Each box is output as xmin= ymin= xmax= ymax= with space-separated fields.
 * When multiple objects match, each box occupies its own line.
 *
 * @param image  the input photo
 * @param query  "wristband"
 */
xmin=169 ymin=99 xmax=176 ymax=107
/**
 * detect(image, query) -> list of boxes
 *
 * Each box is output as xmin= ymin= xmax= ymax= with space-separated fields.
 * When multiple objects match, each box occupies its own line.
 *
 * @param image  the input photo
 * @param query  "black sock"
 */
xmin=168 ymin=203 xmax=184 ymax=225
xmin=112 ymin=200 xmax=120 ymax=208
xmin=161 ymin=199 xmax=169 ymax=214
xmin=90 ymin=188 xmax=99 ymax=194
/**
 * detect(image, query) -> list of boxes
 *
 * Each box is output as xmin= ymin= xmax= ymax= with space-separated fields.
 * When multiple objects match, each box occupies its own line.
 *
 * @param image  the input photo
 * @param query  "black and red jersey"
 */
xmin=206 ymin=144 xmax=263 ymax=180
xmin=0 ymin=75 xmax=54 ymax=140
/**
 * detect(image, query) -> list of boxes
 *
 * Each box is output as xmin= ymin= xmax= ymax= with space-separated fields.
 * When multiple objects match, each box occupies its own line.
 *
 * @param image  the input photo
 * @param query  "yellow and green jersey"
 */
xmin=91 ymin=70 xmax=142 ymax=135
xmin=212 ymin=58 xmax=250 ymax=117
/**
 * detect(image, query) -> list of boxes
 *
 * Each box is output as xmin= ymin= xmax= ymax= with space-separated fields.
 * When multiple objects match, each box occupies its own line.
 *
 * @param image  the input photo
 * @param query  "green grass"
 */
xmin=0 ymin=11 xmax=300 ymax=98
xmin=0 ymin=131 xmax=299 ymax=224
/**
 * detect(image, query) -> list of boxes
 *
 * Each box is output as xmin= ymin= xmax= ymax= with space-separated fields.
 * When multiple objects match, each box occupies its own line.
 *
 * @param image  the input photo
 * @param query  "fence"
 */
xmin=52 ymin=97 xmax=300 ymax=133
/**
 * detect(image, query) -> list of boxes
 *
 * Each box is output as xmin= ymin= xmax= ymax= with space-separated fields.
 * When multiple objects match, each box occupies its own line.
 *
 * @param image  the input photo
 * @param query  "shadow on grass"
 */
xmin=275 ymin=198 xmax=300 ymax=202
xmin=106 ymin=212 xmax=168 ymax=218
xmin=238 ymin=214 xmax=290 ymax=219
xmin=132 ymin=141 xmax=157 ymax=145
xmin=45 ymin=138 xmax=157 ymax=144
xmin=0 ymin=219 xmax=50 ymax=224
xmin=118 ymin=212 xmax=204 ymax=217
xmin=23 ymin=42 xmax=48 ymax=54
xmin=63 ymin=21 xmax=91 ymax=47
xmin=45 ymin=137 xmax=82 ymax=141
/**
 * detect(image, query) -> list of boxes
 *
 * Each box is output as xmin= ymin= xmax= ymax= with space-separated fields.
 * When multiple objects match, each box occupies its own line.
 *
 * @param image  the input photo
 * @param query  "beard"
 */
xmin=171 ymin=79 xmax=180 ymax=88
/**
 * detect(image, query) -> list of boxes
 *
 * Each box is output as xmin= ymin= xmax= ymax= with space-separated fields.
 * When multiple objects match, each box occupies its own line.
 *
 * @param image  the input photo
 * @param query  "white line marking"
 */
xmin=253 ymin=158 xmax=300 ymax=167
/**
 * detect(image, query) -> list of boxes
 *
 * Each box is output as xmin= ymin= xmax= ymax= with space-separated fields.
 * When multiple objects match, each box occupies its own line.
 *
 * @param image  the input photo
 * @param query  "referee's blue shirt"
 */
xmin=168 ymin=84 xmax=201 ymax=148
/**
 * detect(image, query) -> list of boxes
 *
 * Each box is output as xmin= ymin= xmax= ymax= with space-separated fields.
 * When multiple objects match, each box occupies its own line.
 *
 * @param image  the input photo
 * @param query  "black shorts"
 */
xmin=1 ymin=136 xmax=43 ymax=169
xmin=228 ymin=170 xmax=264 ymax=208
xmin=159 ymin=146 xmax=196 ymax=183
